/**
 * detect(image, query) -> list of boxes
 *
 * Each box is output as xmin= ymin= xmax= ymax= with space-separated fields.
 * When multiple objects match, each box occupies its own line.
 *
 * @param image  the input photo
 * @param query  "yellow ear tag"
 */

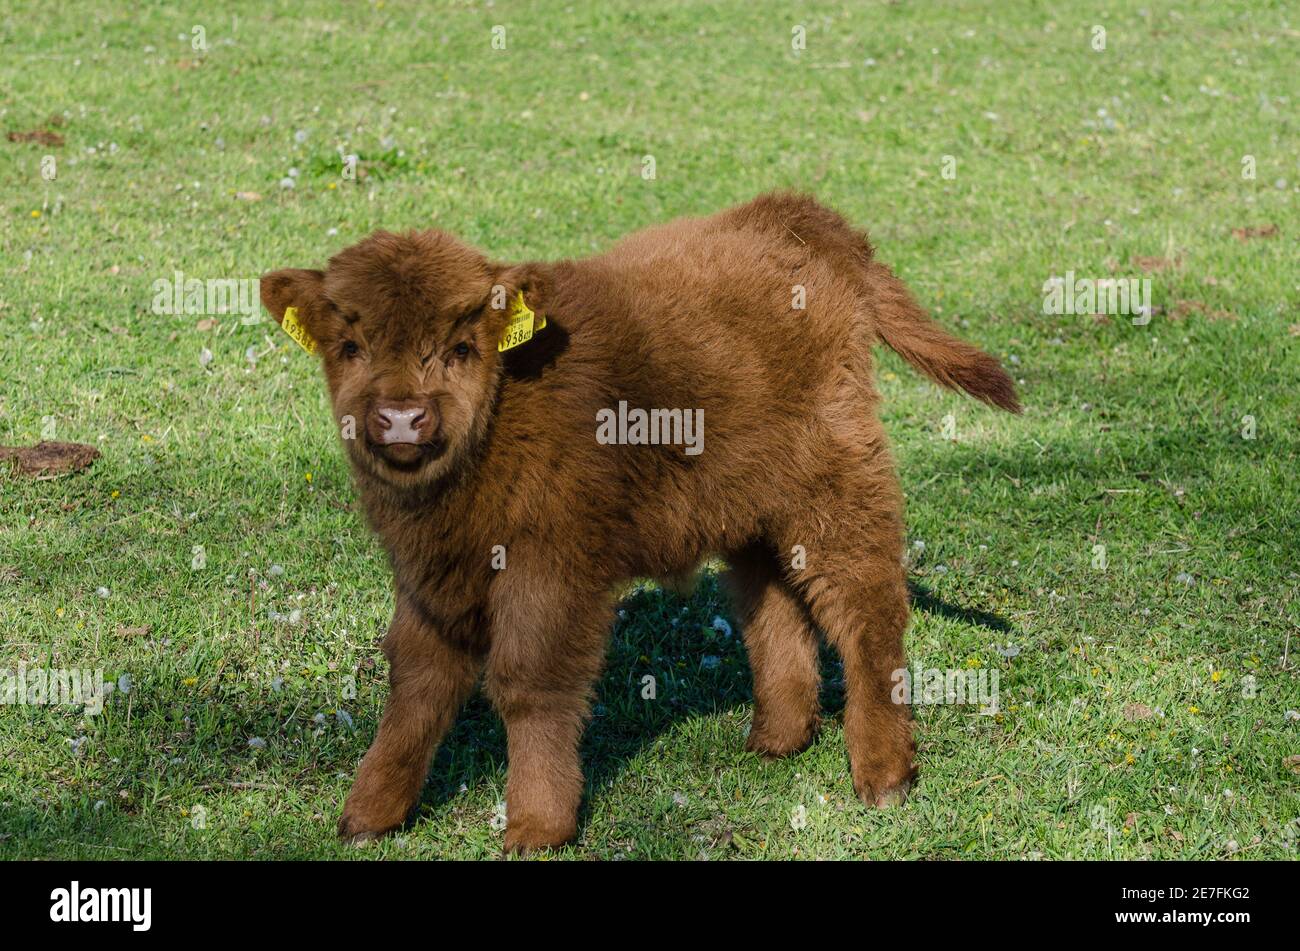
xmin=498 ymin=292 xmax=547 ymax=352
xmin=280 ymin=306 xmax=318 ymax=354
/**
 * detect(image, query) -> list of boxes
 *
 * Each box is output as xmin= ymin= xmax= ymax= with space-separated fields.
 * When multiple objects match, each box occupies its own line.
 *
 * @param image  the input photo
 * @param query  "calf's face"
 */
xmin=261 ymin=230 xmax=516 ymax=488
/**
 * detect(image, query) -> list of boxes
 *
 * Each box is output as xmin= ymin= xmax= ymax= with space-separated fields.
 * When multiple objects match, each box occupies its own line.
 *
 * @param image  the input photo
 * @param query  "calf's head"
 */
xmin=261 ymin=230 xmax=529 ymax=489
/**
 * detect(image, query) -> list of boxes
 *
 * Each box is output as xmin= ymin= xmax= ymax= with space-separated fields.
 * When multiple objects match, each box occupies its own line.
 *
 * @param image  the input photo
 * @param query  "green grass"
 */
xmin=1 ymin=0 xmax=1297 ymax=860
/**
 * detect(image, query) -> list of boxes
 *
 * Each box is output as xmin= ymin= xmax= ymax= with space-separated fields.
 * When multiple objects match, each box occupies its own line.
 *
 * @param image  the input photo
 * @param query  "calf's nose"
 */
xmin=374 ymin=406 xmax=427 ymax=444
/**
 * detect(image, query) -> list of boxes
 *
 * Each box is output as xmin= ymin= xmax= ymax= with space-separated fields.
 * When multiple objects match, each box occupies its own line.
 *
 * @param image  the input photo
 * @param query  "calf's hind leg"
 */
xmin=776 ymin=488 xmax=916 ymax=807
xmin=726 ymin=541 xmax=821 ymax=757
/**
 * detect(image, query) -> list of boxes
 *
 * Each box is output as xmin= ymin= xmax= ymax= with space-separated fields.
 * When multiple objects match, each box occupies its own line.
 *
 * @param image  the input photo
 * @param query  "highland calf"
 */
xmin=260 ymin=192 xmax=1020 ymax=853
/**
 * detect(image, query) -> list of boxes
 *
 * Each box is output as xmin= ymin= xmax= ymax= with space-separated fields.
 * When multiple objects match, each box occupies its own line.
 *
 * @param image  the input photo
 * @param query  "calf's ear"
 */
xmin=492 ymin=263 xmax=549 ymax=312
xmin=473 ymin=264 xmax=549 ymax=346
xmin=260 ymin=268 xmax=325 ymax=327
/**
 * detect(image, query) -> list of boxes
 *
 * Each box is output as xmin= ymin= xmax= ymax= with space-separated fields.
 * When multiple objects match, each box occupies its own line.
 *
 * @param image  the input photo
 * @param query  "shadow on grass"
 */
xmin=908 ymin=580 xmax=1013 ymax=634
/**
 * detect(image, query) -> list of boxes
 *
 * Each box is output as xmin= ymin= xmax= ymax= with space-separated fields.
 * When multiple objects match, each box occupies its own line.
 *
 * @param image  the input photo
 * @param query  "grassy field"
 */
xmin=1 ymin=0 xmax=1297 ymax=860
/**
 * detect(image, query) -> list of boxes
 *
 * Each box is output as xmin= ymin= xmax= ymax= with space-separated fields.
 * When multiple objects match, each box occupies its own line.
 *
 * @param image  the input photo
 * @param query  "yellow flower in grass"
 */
xmin=1211 ymin=670 xmax=1222 ymax=682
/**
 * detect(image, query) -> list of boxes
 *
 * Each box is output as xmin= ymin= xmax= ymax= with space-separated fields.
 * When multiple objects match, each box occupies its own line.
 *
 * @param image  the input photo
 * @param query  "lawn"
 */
xmin=0 ymin=0 xmax=1296 ymax=860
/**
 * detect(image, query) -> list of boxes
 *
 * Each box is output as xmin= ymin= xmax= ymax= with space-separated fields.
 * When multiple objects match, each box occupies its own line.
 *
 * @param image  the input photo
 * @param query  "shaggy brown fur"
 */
xmin=260 ymin=192 xmax=1019 ymax=853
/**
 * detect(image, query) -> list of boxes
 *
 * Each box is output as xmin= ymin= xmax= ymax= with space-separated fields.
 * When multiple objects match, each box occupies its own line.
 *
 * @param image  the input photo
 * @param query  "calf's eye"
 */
xmin=453 ymin=342 xmax=471 ymax=358
xmin=342 ymin=340 xmax=360 ymax=358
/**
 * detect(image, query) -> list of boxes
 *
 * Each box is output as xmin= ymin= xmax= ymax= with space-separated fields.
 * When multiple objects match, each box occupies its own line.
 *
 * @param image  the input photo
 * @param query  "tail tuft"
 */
xmin=866 ymin=262 xmax=1021 ymax=413
xmin=934 ymin=349 xmax=1022 ymax=414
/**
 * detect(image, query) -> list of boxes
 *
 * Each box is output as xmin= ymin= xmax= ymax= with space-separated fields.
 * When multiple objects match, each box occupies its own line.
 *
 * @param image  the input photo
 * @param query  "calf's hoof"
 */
xmin=502 ymin=817 xmax=576 ymax=856
xmin=744 ymin=715 xmax=820 ymax=759
xmin=337 ymin=802 xmax=406 ymax=846
xmin=854 ymin=767 xmax=916 ymax=810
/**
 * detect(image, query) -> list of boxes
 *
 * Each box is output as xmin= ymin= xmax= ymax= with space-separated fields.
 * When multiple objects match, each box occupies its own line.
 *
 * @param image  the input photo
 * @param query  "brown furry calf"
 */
xmin=260 ymin=192 xmax=1019 ymax=853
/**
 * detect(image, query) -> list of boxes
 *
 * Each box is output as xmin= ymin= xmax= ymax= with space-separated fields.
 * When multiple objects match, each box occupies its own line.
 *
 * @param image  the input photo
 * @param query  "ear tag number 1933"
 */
xmin=498 ymin=292 xmax=547 ymax=352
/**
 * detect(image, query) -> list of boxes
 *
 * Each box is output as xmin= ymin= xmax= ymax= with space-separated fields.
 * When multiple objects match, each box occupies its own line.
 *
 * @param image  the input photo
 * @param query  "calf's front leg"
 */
xmin=338 ymin=599 xmax=482 ymax=844
xmin=484 ymin=590 xmax=611 ymax=855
